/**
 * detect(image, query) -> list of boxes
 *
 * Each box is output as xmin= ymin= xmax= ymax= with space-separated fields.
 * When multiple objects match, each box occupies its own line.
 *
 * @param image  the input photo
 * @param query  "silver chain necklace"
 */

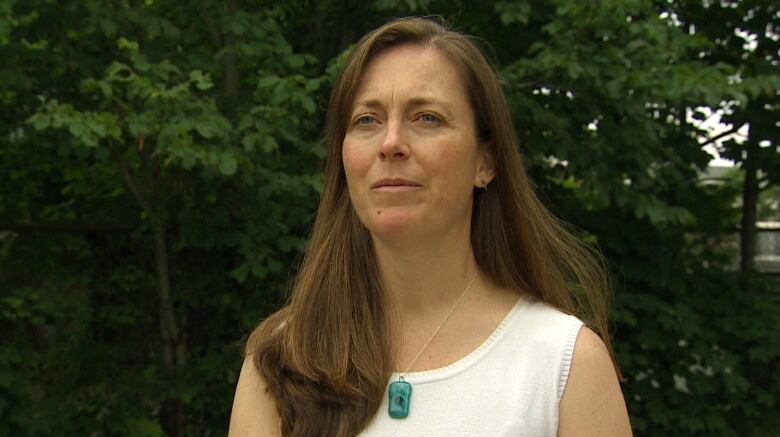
xmin=387 ymin=270 xmax=478 ymax=419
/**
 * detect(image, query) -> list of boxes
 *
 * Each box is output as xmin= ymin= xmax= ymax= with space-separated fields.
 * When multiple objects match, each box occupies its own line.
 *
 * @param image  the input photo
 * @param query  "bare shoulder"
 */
xmin=228 ymin=355 xmax=281 ymax=437
xmin=558 ymin=327 xmax=633 ymax=437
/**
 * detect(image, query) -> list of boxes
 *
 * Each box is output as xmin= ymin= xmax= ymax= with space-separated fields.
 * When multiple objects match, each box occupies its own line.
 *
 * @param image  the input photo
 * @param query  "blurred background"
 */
xmin=0 ymin=1 xmax=778 ymax=436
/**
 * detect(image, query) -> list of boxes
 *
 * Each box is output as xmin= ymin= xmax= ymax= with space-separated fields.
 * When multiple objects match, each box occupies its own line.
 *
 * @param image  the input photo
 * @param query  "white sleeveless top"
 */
xmin=358 ymin=298 xmax=583 ymax=437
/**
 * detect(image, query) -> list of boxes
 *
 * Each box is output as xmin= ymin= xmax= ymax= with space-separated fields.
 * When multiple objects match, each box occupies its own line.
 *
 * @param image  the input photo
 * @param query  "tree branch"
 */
xmin=109 ymin=140 xmax=154 ymax=215
xmin=202 ymin=12 xmax=223 ymax=49
xmin=698 ymin=126 xmax=742 ymax=149
xmin=0 ymin=223 xmax=132 ymax=234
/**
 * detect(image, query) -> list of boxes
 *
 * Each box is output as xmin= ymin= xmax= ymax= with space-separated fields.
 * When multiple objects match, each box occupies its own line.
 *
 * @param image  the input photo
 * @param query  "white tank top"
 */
xmin=358 ymin=298 xmax=583 ymax=437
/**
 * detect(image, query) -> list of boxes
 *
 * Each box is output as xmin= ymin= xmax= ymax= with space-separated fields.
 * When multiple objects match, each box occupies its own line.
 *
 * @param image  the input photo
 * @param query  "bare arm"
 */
xmin=558 ymin=327 xmax=633 ymax=437
xmin=228 ymin=356 xmax=282 ymax=437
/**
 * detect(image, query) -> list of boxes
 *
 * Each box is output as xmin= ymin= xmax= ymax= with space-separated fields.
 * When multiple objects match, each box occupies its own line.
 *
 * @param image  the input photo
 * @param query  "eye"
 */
xmin=416 ymin=113 xmax=441 ymax=124
xmin=354 ymin=115 xmax=378 ymax=126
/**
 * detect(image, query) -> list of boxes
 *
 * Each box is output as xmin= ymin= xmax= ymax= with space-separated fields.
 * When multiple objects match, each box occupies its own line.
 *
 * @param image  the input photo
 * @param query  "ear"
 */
xmin=474 ymin=146 xmax=496 ymax=188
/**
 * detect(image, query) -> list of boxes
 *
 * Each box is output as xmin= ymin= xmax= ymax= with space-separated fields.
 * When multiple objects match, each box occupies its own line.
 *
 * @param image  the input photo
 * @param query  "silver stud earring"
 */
xmin=480 ymin=179 xmax=488 ymax=191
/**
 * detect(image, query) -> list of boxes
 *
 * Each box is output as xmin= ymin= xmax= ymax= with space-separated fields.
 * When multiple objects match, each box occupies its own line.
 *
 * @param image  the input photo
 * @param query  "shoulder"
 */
xmin=516 ymin=299 xmax=583 ymax=344
xmin=229 ymin=312 xmax=288 ymax=437
xmin=228 ymin=355 xmax=282 ymax=437
xmin=497 ymin=299 xmax=583 ymax=364
xmin=558 ymin=327 xmax=633 ymax=437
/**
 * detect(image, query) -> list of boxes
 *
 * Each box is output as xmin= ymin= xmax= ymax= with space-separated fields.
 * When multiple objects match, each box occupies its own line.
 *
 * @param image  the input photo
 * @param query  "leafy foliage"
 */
xmin=0 ymin=0 xmax=777 ymax=435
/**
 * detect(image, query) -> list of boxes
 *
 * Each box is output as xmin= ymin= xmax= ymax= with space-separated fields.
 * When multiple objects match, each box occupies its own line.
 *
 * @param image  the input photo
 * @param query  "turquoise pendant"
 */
xmin=388 ymin=379 xmax=412 ymax=419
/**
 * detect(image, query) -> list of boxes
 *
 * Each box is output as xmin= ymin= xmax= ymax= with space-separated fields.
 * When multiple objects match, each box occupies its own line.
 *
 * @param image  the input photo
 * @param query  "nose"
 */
xmin=378 ymin=119 xmax=409 ymax=161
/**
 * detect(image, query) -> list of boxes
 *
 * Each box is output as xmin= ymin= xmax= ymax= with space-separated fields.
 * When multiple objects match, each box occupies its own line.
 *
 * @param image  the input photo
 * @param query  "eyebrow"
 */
xmin=351 ymin=96 xmax=452 ymax=112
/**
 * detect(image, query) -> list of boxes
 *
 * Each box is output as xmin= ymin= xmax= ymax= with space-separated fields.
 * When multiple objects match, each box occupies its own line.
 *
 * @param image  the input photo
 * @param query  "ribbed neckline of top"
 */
xmin=390 ymin=297 xmax=531 ymax=385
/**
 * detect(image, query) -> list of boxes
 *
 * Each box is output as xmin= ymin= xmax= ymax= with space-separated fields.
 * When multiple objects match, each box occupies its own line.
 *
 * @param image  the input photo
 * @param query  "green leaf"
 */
xmin=218 ymin=154 xmax=237 ymax=176
xmin=256 ymin=75 xmax=279 ymax=89
xmin=28 ymin=113 xmax=51 ymax=130
xmin=189 ymin=70 xmax=213 ymax=90
xmin=117 ymin=37 xmax=139 ymax=52
xmin=288 ymin=54 xmax=305 ymax=69
xmin=123 ymin=417 xmax=166 ymax=437
xmin=262 ymin=136 xmax=278 ymax=153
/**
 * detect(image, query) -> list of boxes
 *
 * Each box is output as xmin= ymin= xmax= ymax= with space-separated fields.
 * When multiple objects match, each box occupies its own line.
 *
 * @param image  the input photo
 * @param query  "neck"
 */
xmin=372 ymin=226 xmax=478 ymax=319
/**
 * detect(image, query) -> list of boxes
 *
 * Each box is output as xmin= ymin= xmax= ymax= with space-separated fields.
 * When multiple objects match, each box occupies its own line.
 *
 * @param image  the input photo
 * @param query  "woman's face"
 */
xmin=342 ymin=44 xmax=493 ymax=242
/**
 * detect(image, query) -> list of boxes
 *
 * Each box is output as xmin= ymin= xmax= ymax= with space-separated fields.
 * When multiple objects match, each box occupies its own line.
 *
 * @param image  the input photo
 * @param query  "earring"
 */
xmin=479 ymin=179 xmax=488 ymax=191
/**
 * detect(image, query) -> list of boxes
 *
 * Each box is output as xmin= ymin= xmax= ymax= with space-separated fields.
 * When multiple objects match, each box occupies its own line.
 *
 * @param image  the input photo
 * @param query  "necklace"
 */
xmin=388 ymin=270 xmax=478 ymax=419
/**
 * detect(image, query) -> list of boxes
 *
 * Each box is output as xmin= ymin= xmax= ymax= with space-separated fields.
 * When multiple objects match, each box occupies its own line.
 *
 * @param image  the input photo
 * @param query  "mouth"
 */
xmin=371 ymin=178 xmax=422 ymax=190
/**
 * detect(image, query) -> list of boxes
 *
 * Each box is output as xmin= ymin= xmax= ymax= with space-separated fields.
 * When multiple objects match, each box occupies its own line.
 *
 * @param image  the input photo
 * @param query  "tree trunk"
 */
xmin=740 ymin=141 xmax=759 ymax=277
xmin=152 ymin=216 xmax=186 ymax=437
xmin=223 ymin=0 xmax=239 ymax=99
xmin=111 ymin=86 xmax=189 ymax=437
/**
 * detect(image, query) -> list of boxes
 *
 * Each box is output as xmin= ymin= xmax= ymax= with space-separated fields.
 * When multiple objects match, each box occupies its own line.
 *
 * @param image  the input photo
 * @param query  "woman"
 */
xmin=230 ymin=17 xmax=632 ymax=436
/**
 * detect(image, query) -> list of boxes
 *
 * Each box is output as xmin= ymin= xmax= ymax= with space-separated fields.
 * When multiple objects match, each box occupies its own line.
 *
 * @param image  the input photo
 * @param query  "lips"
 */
xmin=370 ymin=178 xmax=422 ymax=189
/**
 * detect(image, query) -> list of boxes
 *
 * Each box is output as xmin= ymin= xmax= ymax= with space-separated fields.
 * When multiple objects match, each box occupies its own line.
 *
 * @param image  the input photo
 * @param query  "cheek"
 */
xmin=430 ymin=151 xmax=475 ymax=187
xmin=342 ymin=141 xmax=373 ymax=184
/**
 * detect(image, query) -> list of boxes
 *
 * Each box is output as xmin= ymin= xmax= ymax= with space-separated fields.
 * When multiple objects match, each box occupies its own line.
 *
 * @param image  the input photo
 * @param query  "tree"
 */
xmin=1 ymin=0 xmax=777 ymax=435
xmin=666 ymin=0 xmax=779 ymax=277
xmin=2 ymin=1 xmax=323 ymax=434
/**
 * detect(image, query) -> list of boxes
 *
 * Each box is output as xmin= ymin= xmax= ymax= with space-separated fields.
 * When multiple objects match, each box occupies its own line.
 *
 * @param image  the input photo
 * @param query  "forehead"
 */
xmin=352 ymin=44 xmax=470 ymax=109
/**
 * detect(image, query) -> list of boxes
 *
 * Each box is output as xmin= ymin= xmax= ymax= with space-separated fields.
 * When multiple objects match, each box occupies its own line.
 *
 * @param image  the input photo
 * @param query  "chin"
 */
xmin=362 ymin=208 xmax=425 ymax=240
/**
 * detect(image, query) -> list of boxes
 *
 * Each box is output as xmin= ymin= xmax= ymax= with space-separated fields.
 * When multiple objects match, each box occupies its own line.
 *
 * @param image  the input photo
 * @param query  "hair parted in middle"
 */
xmin=248 ymin=16 xmax=612 ymax=437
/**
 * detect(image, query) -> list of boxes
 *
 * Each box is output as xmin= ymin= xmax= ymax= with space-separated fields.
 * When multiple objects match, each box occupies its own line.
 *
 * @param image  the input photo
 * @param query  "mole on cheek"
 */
xmin=376 ymin=210 xmax=381 ymax=215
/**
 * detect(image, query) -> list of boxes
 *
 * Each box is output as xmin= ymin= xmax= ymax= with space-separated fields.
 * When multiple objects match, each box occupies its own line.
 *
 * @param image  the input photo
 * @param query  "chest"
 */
xmin=393 ymin=295 xmax=517 ymax=372
xmin=360 ymin=356 xmax=562 ymax=437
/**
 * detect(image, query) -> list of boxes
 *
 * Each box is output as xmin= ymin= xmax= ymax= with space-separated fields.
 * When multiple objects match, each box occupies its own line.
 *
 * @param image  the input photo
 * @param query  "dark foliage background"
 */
xmin=0 ymin=1 xmax=778 ymax=436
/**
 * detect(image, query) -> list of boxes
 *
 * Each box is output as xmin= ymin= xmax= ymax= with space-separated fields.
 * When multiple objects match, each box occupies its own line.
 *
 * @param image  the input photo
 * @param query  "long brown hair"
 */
xmin=247 ymin=17 xmax=613 ymax=436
